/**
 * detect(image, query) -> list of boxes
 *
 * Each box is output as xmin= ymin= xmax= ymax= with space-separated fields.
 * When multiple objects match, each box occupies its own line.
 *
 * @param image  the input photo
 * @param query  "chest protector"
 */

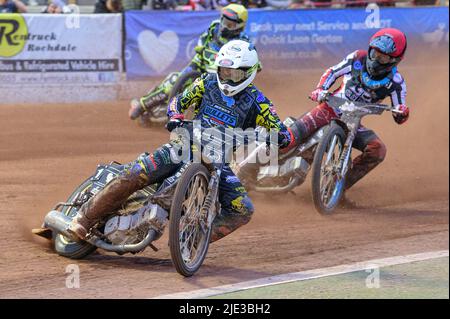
xmin=344 ymin=52 xmax=397 ymax=103
xmin=195 ymin=76 xmax=258 ymax=130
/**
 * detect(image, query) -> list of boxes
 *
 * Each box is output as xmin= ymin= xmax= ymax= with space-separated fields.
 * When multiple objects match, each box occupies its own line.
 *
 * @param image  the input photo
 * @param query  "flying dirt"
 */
xmin=0 ymin=54 xmax=448 ymax=298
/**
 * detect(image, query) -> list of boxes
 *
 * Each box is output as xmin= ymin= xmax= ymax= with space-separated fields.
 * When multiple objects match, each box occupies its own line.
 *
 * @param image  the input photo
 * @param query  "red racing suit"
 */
xmin=296 ymin=50 xmax=408 ymax=190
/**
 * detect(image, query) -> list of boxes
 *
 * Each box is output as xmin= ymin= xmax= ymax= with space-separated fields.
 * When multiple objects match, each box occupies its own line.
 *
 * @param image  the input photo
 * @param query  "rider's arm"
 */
xmin=195 ymin=20 xmax=218 ymax=53
xmin=316 ymin=51 xmax=358 ymax=90
xmin=167 ymin=75 xmax=206 ymax=118
xmin=389 ymin=73 xmax=407 ymax=107
xmin=254 ymin=92 xmax=292 ymax=149
xmin=389 ymin=73 xmax=410 ymax=124
xmin=196 ymin=31 xmax=208 ymax=52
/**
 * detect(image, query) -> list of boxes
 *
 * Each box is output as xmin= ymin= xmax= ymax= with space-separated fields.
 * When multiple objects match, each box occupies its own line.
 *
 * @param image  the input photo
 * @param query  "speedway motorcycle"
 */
xmin=33 ymin=122 xmax=234 ymax=277
xmin=237 ymin=94 xmax=402 ymax=214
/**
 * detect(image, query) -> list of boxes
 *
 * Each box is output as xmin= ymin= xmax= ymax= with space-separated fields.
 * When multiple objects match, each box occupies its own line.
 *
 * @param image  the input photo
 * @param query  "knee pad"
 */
xmin=231 ymin=195 xmax=255 ymax=219
xmin=123 ymin=150 xmax=165 ymax=180
xmin=121 ymin=158 xmax=150 ymax=185
xmin=366 ymin=139 xmax=387 ymax=163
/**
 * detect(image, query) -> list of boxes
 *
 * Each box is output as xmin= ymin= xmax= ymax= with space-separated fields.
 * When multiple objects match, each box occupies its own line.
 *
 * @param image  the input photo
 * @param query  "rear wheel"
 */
xmin=169 ymin=163 xmax=212 ymax=277
xmin=54 ymin=178 xmax=97 ymax=259
xmin=311 ymin=123 xmax=347 ymax=214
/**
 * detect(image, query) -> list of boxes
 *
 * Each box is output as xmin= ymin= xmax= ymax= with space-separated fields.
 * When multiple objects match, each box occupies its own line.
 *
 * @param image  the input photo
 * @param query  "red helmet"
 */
xmin=366 ymin=28 xmax=407 ymax=77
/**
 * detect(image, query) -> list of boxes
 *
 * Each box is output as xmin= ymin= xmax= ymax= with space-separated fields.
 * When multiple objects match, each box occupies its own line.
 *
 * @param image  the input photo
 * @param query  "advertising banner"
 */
xmin=125 ymin=10 xmax=219 ymax=79
xmin=0 ymin=14 xmax=122 ymax=84
xmin=125 ymin=7 xmax=449 ymax=79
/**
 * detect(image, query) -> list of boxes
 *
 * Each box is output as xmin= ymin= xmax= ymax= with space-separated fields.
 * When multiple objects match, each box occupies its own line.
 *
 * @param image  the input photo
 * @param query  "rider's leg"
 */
xmin=129 ymin=63 xmax=201 ymax=119
xmin=210 ymin=165 xmax=254 ymax=243
xmin=293 ymin=102 xmax=338 ymax=145
xmin=69 ymin=143 xmax=184 ymax=240
xmin=345 ymin=128 xmax=387 ymax=190
xmin=129 ymin=72 xmax=180 ymax=119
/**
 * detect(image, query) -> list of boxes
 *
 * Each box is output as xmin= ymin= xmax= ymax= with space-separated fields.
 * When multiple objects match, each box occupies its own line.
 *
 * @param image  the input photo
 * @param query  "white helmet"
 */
xmin=215 ymin=39 xmax=259 ymax=97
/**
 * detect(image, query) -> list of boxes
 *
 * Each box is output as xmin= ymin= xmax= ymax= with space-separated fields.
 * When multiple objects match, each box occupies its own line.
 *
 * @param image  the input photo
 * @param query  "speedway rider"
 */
xmin=128 ymin=3 xmax=254 ymax=121
xmin=70 ymin=40 xmax=292 ymax=242
xmin=288 ymin=28 xmax=410 ymax=204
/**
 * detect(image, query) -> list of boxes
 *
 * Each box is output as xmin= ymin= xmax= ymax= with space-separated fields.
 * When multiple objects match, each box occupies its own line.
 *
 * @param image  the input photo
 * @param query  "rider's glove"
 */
xmin=166 ymin=114 xmax=185 ymax=132
xmin=393 ymin=104 xmax=409 ymax=125
xmin=309 ymin=88 xmax=328 ymax=103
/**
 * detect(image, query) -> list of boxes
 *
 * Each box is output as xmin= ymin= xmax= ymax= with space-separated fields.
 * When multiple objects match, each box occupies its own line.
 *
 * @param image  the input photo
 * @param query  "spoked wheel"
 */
xmin=169 ymin=163 xmax=212 ymax=277
xmin=311 ymin=123 xmax=347 ymax=214
xmin=54 ymin=178 xmax=97 ymax=259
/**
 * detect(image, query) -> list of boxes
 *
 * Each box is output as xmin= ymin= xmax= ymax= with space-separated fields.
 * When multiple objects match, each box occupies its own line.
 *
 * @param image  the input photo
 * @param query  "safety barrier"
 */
xmin=0 ymin=7 xmax=448 ymax=103
xmin=0 ymin=14 xmax=122 ymax=85
xmin=125 ymin=6 xmax=449 ymax=78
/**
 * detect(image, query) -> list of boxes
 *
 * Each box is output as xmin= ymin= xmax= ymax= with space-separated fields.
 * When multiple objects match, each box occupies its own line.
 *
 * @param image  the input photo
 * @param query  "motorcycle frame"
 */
xmin=248 ymin=96 xmax=395 ymax=193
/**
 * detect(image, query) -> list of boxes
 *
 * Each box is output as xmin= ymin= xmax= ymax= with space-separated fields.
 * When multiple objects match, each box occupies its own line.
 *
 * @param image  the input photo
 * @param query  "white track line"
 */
xmin=154 ymin=250 xmax=449 ymax=299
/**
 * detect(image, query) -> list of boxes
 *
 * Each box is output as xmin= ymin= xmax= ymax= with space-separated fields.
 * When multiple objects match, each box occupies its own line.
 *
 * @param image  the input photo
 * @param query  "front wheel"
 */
xmin=311 ymin=123 xmax=347 ymax=214
xmin=54 ymin=178 xmax=97 ymax=259
xmin=169 ymin=163 xmax=212 ymax=277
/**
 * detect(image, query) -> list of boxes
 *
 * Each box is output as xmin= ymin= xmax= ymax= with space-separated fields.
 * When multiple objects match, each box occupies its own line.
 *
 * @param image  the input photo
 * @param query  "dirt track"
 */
xmin=0 ymin=60 xmax=448 ymax=298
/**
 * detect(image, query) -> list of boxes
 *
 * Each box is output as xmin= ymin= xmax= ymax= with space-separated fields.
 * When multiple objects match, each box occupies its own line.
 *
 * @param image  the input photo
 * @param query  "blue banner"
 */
xmin=125 ymin=7 xmax=449 ymax=79
xmin=125 ymin=10 xmax=219 ymax=79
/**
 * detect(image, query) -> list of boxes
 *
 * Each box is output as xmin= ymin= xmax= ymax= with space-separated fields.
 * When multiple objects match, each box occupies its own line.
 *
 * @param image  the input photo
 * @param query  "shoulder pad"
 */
xmin=353 ymin=50 xmax=367 ymax=61
xmin=246 ymin=84 xmax=265 ymax=101
xmin=392 ymin=71 xmax=404 ymax=84
xmin=202 ymin=73 xmax=216 ymax=82
xmin=209 ymin=20 xmax=221 ymax=31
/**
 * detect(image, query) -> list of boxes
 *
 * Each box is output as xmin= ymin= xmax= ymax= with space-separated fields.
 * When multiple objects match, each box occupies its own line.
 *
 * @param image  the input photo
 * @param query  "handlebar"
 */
xmin=321 ymin=93 xmax=401 ymax=114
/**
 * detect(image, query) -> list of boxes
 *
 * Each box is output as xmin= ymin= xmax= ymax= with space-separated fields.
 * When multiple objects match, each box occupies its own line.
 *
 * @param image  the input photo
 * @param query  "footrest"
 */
xmin=31 ymin=228 xmax=53 ymax=240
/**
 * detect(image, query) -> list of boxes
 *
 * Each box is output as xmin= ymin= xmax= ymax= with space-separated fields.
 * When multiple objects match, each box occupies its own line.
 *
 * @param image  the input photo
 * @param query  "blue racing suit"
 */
xmin=127 ymin=73 xmax=291 ymax=242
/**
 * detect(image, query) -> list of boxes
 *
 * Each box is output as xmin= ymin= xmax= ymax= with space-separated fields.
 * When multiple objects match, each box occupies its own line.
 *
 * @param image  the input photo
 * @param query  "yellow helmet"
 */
xmin=219 ymin=4 xmax=248 ymax=39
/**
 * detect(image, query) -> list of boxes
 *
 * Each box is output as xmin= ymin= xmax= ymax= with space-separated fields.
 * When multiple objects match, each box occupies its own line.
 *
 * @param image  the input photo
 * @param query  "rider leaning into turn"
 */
xmin=128 ymin=3 xmax=253 ymax=120
xmin=70 ymin=40 xmax=292 ymax=242
xmin=287 ymin=28 xmax=410 ymax=203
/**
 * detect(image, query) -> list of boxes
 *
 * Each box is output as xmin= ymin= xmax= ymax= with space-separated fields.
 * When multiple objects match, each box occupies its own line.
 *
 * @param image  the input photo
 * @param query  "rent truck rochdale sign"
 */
xmin=0 ymin=14 xmax=122 ymax=84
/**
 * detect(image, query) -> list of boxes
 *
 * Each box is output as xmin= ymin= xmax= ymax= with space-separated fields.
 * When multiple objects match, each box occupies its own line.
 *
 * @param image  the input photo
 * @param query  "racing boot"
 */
xmin=128 ymin=93 xmax=168 ymax=121
xmin=69 ymin=172 xmax=149 ymax=240
xmin=129 ymin=72 xmax=179 ymax=120
xmin=129 ymin=98 xmax=146 ymax=120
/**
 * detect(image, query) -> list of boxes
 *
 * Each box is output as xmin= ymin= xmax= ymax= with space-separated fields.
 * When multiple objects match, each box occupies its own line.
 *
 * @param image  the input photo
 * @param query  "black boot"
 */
xmin=129 ymin=99 xmax=146 ymax=120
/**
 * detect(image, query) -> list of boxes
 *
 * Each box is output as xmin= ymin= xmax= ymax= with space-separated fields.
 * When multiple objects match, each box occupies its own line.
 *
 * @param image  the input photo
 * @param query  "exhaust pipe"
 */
xmin=254 ymin=175 xmax=300 ymax=193
xmin=43 ymin=210 xmax=78 ymax=241
xmin=86 ymin=229 xmax=158 ymax=254
xmin=44 ymin=210 xmax=159 ymax=254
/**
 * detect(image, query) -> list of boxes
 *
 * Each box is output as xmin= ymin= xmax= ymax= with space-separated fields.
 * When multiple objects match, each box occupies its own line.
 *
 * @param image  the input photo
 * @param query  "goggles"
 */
xmin=369 ymin=48 xmax=400 ymax=65
xmin=218 ymin=67 xmax=248 ymax=84
xmin=220 ymin=17 xmax=242 ymax=31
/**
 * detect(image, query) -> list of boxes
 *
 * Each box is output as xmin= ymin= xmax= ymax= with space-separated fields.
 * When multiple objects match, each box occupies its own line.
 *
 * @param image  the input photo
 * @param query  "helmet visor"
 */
xmin=218 ymin=67 xmax=247 ymax=84
xmin=220 ymin=16 xmax=242 ymax=31
xmin=369 ymin=48 xmax=400 ymax=65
